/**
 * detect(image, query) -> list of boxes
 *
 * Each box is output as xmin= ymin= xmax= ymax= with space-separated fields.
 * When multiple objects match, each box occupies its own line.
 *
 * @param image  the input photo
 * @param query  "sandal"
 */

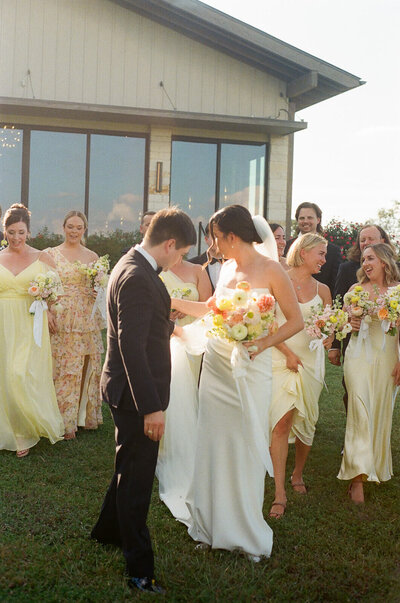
xmin=269 ymin=501 xmax=286 ymax=519
xmin=16 ymin=449 xmax=29 ymax=458
xmin=290 ymin=475 xmax=307 ymax=494
xmin=64 ymin=432 xmax=76 ymax=440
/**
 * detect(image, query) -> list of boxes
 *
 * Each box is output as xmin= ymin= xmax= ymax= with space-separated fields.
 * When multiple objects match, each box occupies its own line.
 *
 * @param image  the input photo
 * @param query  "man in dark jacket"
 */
xmin=91 ymin=208 xmax=196 ymax=594
xmin=285 ymin=202 xmax=342 ymax=295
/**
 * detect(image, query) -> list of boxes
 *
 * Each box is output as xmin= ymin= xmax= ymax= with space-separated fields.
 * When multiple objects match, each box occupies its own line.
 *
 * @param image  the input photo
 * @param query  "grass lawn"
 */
xmin=1 ymin=362 xmax=400 ymax=602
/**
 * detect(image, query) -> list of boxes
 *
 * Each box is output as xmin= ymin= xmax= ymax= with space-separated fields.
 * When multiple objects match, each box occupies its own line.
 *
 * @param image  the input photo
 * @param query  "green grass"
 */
xmin=1 ymin=363 xmax=400 ymax=602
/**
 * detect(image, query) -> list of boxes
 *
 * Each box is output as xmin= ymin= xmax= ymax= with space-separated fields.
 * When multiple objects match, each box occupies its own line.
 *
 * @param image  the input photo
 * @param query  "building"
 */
xmin=0 ymin=0 xmax=363 ymax=246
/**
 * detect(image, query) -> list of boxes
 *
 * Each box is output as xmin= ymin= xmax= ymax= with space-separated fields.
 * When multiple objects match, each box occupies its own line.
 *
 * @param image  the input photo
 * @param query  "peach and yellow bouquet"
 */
xmin=343 ymin=285 xmax=375 ymax=335
xmin=305 ymin=301 xmax=352 ymax=342
xmin=28 ymin=270 xmax=63 ymax=347
xmin=76 ymin=254 xmax=110 ymax=289
xmin=28 ymin=270 xmax=62 ymax=306
xmin=376 ymin=285 xmax=400 ymax=336
xmin=206 ymin=281 xmax=276 ymax=343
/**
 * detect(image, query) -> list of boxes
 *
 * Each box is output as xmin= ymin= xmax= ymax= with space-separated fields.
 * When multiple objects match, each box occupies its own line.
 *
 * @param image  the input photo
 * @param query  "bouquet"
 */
xmin=305 ymin=300 xmax=351 ymax=382
xmin=206 ymin=281 xmax=276 ymax=343
xmin=305 ymin=301 xmax=352 ymax=343
xmin=376 ymin=285 xmax=400 ymax=336
xmin=0 ymin=238 xmax=8 ymax=251
xmin=75 ymin=255 xmax=110 ymax=321
xmin=28 ymin=270 xmax=63 ymax=347
xmin=76 ymin=255 xmax=110 ymax=289
xmin=170 ymin=286 xmax=193 ymax=300
xmin=343 ymin=286 xmax=375 ymax=335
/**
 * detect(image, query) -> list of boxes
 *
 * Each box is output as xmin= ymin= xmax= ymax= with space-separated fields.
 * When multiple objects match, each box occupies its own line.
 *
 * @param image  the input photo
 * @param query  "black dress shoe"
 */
xmin=127 ymin=576 xmax=166 ymax=594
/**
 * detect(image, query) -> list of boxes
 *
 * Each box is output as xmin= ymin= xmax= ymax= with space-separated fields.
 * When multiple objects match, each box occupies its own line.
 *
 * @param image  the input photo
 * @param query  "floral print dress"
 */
xmin=47 ymin=247 xmax=104 ymax=435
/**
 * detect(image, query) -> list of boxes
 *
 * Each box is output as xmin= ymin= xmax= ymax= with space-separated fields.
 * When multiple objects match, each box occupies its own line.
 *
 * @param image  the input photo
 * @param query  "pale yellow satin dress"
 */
xmin=338 ymin=317 xmax=398 ymax=483
xmin=0 ymin=260 xmax=65 ymax=451
xmin=270 ymin=295 xmax=324 ymax=446
xmin=157 ymin=269 xmax=200 ymax=524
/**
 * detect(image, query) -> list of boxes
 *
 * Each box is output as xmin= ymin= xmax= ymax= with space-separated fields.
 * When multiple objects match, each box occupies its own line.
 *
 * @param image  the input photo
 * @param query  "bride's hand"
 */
xmin=242 ymin=338 xmax=267 ymax=360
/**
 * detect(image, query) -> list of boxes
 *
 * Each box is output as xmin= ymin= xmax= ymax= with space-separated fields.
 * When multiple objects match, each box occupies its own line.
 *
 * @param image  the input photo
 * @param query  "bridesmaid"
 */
xmin=269 ymin=234 xmax=332 ymax=518
xmin=46 ymin=211 xmax=104 ymax=440
xmin=338 ymin=243 xmax=400 ymax=504
xmin=270 ymin=223 xmax=289 ymax=271
xmin=0 ymin=204 xmax=64 ymax=457
xmin=156 ymin=258 xmax=211 ymax=524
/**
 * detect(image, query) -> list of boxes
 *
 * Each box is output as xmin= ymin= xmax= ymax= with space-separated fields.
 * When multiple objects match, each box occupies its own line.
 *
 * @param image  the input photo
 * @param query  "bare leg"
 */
xmin=348 ymin=475 xmax=364 ymax=504
xmin=291 ymin=437 xmax=311 ymax=494
xmin=269 ymin=410 xmax=294 ymax=516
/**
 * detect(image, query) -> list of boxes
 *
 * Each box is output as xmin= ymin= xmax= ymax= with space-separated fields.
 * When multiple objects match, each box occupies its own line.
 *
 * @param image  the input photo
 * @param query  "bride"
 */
xmin=172 ymin=205 xmax=303 ymax=560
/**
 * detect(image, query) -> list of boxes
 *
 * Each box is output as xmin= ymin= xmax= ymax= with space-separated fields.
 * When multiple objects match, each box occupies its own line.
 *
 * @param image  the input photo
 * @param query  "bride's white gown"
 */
xmin=186 ymin=286 xmax=274 ymax=558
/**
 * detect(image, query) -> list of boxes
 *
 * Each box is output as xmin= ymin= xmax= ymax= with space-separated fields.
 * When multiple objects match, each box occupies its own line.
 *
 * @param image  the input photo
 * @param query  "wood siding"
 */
xmin=0 ymin=0 xmax=286 ymax=118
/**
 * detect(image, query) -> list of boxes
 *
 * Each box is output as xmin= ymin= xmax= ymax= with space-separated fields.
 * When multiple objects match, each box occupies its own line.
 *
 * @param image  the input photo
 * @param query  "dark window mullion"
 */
xmin=84 ymin=134 xmax=91 ymax=222
xmin=215 ymin=142 xmax=221 ymax=211
xmin=21 ymin=128 xmax=31 ymax=206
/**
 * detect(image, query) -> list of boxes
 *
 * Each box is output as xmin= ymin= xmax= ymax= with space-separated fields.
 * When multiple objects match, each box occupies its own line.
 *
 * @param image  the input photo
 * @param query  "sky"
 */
xmin=204 ymin=0 xmax=400 ymax=226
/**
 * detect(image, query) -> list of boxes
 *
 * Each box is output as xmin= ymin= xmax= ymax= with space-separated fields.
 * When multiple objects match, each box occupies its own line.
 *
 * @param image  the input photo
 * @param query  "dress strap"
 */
xmin=316 ymin=280 xmax=319 ymax=296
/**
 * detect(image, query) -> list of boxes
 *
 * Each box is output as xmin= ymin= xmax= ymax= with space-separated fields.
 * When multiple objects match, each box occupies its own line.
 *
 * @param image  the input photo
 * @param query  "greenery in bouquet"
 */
xmin=376 ymin=285 xmax=400 ymax=336
xmin=206 ymin=281 xmax=276 ymax=342
xmin=76 ymin=255 xmax=110 ymax=289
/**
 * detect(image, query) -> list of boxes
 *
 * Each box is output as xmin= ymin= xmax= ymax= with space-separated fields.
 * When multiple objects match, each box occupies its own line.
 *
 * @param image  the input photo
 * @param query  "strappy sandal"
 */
xmin=290 ymin=475 xmax=307 ymax=494
xmin=16 ymin=449 xmax=29 ymax=458
xmin=269 ymin=501 xmax=286 ymax=519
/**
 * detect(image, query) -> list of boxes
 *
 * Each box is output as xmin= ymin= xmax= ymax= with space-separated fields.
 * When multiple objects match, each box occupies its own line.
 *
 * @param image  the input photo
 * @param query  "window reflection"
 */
xmin=219 ymin=143 xmax=265 ymax=214
xmin=29 ymin=131 xmax=86 ymax=235
xmin=0 ymin=126 xmax=23 ymax=211
xmin=170 ymin=141 xmax=217 ymax=255
xmin=88 ymin=135 xmax=146 ymax=234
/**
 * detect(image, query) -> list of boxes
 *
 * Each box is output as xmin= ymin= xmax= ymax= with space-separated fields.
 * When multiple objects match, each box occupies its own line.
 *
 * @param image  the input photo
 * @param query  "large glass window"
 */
xmin=0 ymin=126 xmax=23 ymax=213
xmin=171 ymin=138 xmax=267 ymax=254
xmin=170 ymin=140 xmax=217 ymax=253
xmin=29 ymin=131 xmax=86 ymax=235
xmin=219 ymin=143 xmax=266 ymax=215
xmin=88 ymin=135 xmax=146 ymax=234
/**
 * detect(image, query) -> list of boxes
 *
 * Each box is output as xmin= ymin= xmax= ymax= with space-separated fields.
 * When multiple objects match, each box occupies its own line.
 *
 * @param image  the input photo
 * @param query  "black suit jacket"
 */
xmin=333 ymin=260 xmax=359 ymax=302
xmin=285 ymin=237 xmax=343 ymax=294
xmin=100 ymin=248 xmax=174 ymax=416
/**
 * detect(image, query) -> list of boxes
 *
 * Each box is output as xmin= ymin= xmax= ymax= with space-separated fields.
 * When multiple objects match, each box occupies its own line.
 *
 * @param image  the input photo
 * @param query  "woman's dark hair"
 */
xmin=295 ymin=202 xmax=323 ymax=234
xmin=209 ymin=205 xmax=262 ymax=244
xmin=146 ymin=206 xmax=196 ymax=249
xmin=269 ymin=223 xmax=284 ymax=234
xmin=3 ymin=203 xmax=31 ymax=231
xmin=347 ymin=223 xmax=393 ymax=262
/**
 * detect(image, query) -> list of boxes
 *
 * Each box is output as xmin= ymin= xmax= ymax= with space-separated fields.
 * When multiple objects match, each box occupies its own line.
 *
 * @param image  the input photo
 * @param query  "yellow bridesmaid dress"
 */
xmin=270 ymin=295 xmax=324 ymax=446
xmin=0 ymin=260 xmax=65 ymax=451
xmin=338 ymin=317 xmax=398 ymax=483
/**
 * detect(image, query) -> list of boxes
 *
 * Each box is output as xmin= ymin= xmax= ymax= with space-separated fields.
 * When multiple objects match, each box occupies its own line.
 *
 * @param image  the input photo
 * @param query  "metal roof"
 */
xmin=113 ymin=0 xmax=364 ymax=110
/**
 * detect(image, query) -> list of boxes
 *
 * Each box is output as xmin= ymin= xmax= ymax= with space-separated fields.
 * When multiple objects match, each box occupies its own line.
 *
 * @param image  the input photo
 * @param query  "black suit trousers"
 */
xmin=91 ymin=406 xmax=159 ymax=578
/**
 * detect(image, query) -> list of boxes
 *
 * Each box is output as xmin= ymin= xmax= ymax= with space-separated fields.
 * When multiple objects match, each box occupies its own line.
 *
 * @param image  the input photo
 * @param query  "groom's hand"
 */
xmin=144 ymin=411 xmax=165 ymax=441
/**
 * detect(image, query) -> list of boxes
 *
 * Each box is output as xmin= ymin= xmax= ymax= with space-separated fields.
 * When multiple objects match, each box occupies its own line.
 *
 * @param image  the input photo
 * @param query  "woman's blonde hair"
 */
xmin=357 ymin=243 xmax=399 ymax=285
xmin=63 ymin=210 xmax=88 ymax=230
xmin=286 ymin=233 xmax=327 ymax=268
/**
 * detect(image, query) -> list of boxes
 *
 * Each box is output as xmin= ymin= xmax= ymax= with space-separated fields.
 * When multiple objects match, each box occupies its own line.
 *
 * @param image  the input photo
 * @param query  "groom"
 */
xmin=91 ymin=207 xmax=196 ymax=594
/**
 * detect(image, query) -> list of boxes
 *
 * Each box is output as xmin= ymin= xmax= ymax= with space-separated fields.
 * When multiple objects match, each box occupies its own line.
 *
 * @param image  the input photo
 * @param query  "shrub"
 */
xmin=30 ymin=228 xmax=142 ymax=268
xmin=322 ymin=219 xmax=361 ymax=260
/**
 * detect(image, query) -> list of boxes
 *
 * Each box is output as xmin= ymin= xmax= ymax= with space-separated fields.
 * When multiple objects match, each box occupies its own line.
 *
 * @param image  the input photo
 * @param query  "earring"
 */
xmin=231 ymin=245 xmax=234 ymax=249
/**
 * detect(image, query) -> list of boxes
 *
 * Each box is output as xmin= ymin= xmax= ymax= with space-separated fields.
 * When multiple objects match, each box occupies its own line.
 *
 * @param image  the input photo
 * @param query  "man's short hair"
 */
xmin=141 ymin=211 xmax=156 ymax=225
xmin=146 ymin=207 xmax=196 ymax=249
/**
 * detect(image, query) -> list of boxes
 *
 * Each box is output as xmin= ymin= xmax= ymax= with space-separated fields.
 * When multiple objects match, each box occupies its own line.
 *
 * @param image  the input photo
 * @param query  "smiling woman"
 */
xmin=338 ymin=243 xmax=400 ymax=504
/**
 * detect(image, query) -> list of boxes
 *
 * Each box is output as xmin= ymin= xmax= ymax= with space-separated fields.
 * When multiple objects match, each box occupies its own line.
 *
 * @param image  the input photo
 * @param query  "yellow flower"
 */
xmin=354 ymin=286 xmax=363 ymax=292
xmin=329 ymin=316 xmax=338 ymax=323
xmin=390 ymin=300 xmax=398 ymax=309
xmin=213 ymin=314 xmax=224 ymax=327
xmin=247 ymin=323 xmax=263 ymax=338
xmin=351 ymin=296 xmax=360 ymax=304
xmin=216 ymin=296 xmax=233 ymax=311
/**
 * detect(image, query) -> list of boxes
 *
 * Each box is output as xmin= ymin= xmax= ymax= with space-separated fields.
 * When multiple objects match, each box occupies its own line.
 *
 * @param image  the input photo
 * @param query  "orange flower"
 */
xmin=316 ymin=319 xmax=326 ymax=329
xmin=257 ymin=294 xmax=275 ymax=313
xmin=236 ymin=281 xmax=251 ymax=292
xmin=378 ymin=307 xmax=389 ymax=320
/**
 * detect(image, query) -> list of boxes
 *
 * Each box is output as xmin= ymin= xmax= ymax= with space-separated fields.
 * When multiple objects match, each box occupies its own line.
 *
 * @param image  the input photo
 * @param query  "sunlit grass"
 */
xmin=1 ymin=362 xmax=399 ymax=601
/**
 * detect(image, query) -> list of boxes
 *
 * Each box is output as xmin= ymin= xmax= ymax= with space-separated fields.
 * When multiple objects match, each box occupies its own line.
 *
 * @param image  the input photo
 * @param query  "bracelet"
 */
xmin=327 ymin=348 xmax=339 ymax=352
